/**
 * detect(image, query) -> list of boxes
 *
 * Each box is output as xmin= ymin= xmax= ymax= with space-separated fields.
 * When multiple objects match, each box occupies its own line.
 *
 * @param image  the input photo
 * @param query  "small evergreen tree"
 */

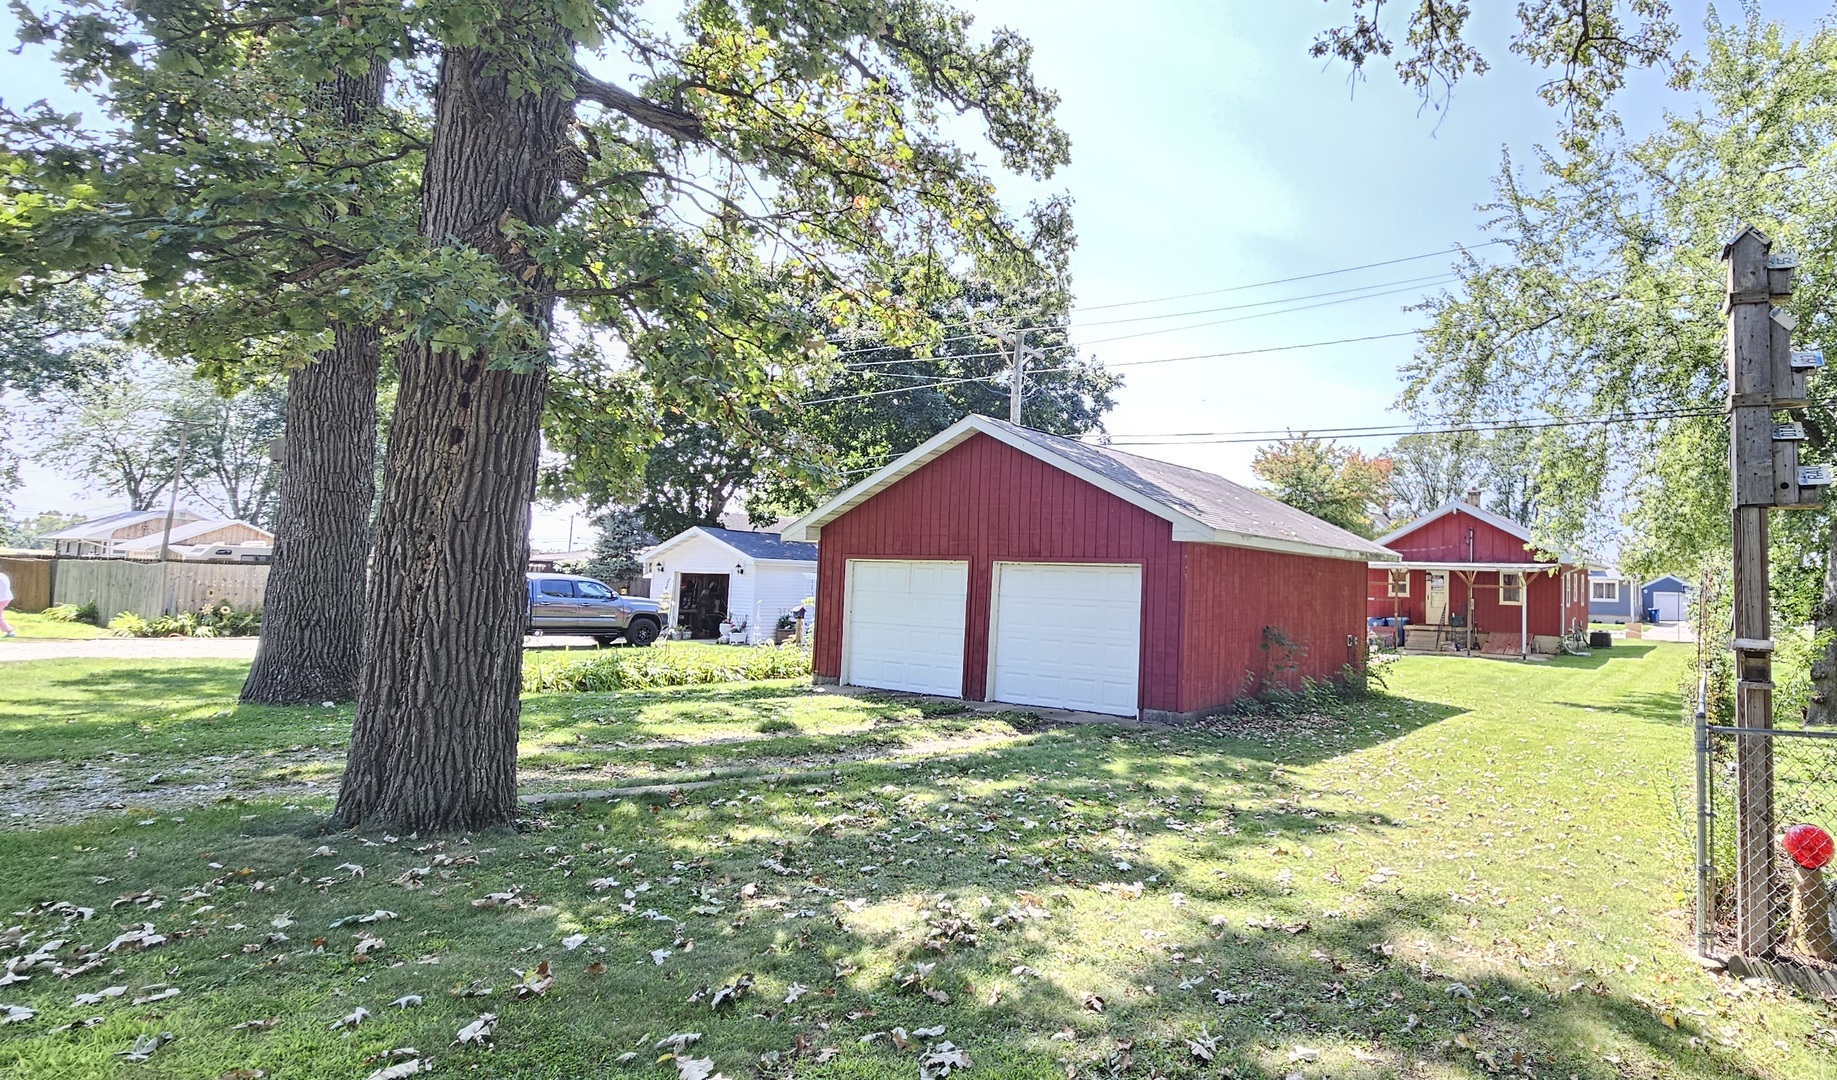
xmin=585 ymin=509 xmax=654 ymax=584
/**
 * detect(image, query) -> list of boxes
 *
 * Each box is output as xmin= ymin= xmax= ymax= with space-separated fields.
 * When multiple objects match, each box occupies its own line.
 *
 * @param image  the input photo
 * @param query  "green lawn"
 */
xmin=0 ymin=609 xmax=112 ymax=639
xmin=0 ymin=644 xmax=1832 ymax=1079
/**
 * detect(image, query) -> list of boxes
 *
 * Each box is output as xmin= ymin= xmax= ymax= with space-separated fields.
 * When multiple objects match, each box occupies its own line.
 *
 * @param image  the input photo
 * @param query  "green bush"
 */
xmin=109 ymin=605 xmax=262 ymax=638
xmin=524 ymin=643 xmax=811 ymax=693
xmin=45 ymin=600 xmax=102 ymax=626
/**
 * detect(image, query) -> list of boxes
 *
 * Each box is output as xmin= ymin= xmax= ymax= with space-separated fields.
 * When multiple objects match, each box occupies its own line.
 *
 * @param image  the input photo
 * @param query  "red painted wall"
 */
xmin=1181 ymin=544 xmax=1366 ymax=711
xmin=1384 ymin=509 xmax=1534 ymax=562
xmin=812 ymin=432 xmax=1370 ymax=715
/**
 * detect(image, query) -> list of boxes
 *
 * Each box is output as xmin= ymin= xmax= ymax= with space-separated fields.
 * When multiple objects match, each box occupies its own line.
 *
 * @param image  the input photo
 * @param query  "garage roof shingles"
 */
xmin=999 ymin=423 xmax=1394 ymax=560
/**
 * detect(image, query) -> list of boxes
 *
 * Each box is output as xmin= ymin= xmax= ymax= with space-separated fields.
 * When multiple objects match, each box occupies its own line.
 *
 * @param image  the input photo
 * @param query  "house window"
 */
xmin=1591 ymin=579 xmax=1619 ymax=602
xmin=1387 ymin=569 xmax=1410 ymax=597
xmin=1500 ymin=571 xmax=1525 ymax=606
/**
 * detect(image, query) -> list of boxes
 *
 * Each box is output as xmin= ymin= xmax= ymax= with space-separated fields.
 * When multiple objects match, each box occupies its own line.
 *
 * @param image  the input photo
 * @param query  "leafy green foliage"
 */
xmin=43 ymin=600 xmax=101 ymax=626
xmin=522 ymin=642 xmax=810 ymax=693
xmin=1408 ymin=15 xmax=1837 ymax=579
xmin=0 ymin=511 xmax=85 ymax=549
xmin=1386 ymin=429 xmax=1540 ymax=527
xmin=108 ymin=605 xmax=261 ymax=638
xmin=1251 ymin=436 xmax=1393 ymax=537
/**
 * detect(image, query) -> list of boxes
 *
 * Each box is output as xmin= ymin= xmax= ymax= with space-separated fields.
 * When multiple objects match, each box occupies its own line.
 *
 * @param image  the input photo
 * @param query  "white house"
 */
xmin=642 ymin=526 xmax=817 ymax=644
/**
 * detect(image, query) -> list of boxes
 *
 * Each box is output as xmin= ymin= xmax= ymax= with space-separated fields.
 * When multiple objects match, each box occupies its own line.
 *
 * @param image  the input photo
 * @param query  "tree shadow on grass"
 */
xmin=1551 ymin=690 xmax=1686 ymax=725
xmin=1544 ymin=643 xmax=1659 ymax=669
xmin=42 ymin=661 xmax=249 ymax=706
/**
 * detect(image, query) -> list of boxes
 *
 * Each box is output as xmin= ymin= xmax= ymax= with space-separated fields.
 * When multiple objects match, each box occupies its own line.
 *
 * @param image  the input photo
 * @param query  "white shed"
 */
xmin=642 ymin=527 xmax=817 ymax=644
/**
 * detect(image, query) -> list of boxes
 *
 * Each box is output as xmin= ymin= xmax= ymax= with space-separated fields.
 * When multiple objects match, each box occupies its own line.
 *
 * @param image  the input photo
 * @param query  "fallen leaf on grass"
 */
xmin=655 ymin=1033 xmax=702 ymax=1053
xmin=918 ymin=1041 xmax=971 ymax=1079
xmin=390 ymin=995 xmax=424 ymax=1009
xmin=513 ymin=961 xmax=554 ymax=1000
xmin=118 ymin=1031 xmax=174 ymax=1062
xmin=1187 ymin=1025 xmax=1218 ymax=1061
xmin=230 ymin=1017 xmax=278 ymax=1033
xmin=133 ymin=986 xmax=181 ymax=1005
xmin=709 ymin=973 xmax=753 ymax=1011
xmin=73 ymin=985 xmax=127 ymax=1007
xmin=216 ymin=1070 xmax=265 ymax=1079
xmin=1 ymin=1004 xmax=35 ymax=1025
xmin=365 ymin=1059 xmax=432 ymax=1080
xmin=330 ymin=1006 xmax=372 ymax=1030
xmin=454 ymin=1013 xmax=497 ymax=1047
xmin=330 ymin=909 xmax=397 ymax=928
xmin=560 ymin=933 xmax=588 ymax=950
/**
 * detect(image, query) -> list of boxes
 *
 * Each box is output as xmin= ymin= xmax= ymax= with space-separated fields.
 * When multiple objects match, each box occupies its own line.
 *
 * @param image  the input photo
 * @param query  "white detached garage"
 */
xmin=642 ymin=526 xmax=817 ymax=643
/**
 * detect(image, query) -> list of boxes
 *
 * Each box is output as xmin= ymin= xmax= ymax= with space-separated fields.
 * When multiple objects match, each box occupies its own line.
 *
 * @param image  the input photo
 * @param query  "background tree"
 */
xmin=1385 ymin=428 xmax=1541 ymax=527
xmin=1402 ymin=15 xmax=1837 ymax=712
xmin=568 ymin=282 xmax=1118 ymax=536
xmin=584 ymin=508 xmax=654 ymax=583
xmin=172 ymin=375 xmax=287 ymax=527
xmin=0 ymin=511 xmax=86 ymax=549
xmin=29 ymin=362 xmax=183 ymax=511
xmin=1251 ymin=436 xmax=1394 ymax=537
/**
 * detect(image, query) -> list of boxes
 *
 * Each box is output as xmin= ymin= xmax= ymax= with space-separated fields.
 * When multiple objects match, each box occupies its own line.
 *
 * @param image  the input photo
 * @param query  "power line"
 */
xmin=1077 ymin=277 xmax=1456 ymax=346
xmin=1078 ymin=240 xmax=1505 ymax=311
xmin=1094 ymin=407 xmax=1718 ymax=446
xmin=825 ymin=239 xmax=1502 ymax=348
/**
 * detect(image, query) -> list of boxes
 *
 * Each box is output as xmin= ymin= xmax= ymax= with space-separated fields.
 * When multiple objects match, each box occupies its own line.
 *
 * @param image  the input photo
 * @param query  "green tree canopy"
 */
xmin=1251 ymin=435 xmax=1394 ymax=538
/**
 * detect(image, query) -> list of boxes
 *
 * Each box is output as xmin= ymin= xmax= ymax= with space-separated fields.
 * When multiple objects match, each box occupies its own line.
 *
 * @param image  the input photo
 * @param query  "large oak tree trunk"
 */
xmin=241 ymin=323 xmax=380 ymax=703
xmin=241 ymin=63 xmax=388 ymax=706
xmin=332 ymin=30 xmax=572 ymax=832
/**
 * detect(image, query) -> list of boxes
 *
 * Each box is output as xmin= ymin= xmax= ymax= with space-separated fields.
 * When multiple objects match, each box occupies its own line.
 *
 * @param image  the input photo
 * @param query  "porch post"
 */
xmin=1520 ymin=574 xmax=1528 ymax=659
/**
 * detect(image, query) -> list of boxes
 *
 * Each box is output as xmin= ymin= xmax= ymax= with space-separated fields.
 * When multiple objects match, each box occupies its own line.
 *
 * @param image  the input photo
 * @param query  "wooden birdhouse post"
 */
xmin=1723 ymin=225 xmax=1825 ymax=957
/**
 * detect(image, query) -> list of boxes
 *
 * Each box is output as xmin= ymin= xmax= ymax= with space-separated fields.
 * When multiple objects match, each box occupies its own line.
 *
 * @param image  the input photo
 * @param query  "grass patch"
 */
xmin=0 ymin=610 xmax=113 ymax=640
xmin=0 ymin=644 xmax=1832 ymax=1079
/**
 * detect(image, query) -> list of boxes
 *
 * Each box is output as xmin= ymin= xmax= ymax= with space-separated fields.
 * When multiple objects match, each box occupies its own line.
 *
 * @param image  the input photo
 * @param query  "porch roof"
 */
xmin=1370 ymin=560 xmax=1561 ymax=574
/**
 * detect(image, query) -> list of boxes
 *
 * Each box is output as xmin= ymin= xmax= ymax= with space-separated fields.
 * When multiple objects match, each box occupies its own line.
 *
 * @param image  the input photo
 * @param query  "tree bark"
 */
xmin=332 ymin=29 xmax=573 ymax=832
xmin=241 ymin=64 xmax=387 ymax=706
xmin=241 ymin=324 xmax=380 ymax=703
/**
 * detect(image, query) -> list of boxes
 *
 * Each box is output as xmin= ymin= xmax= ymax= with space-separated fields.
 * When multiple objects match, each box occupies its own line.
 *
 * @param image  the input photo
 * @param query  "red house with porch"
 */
xmin=1367 ymin=495 xmax=1591 ymax=657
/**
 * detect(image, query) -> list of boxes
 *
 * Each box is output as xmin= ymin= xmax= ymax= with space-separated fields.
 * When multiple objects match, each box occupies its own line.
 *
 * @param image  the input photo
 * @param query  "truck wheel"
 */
xmin=626 ymin=618 xmax=659 ymax=647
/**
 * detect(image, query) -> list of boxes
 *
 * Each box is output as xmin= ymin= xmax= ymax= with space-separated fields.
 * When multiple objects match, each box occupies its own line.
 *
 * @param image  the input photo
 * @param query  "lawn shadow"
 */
xmin=1544 ymin=643 xmax=1659 ymax=669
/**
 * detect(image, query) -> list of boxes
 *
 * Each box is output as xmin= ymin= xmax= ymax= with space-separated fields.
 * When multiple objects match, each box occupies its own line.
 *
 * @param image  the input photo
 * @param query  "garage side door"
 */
xmin=843 ymin=560 xmax=968 ymax=696
xmin=990 ymin=563 xmax=1141 ymax=716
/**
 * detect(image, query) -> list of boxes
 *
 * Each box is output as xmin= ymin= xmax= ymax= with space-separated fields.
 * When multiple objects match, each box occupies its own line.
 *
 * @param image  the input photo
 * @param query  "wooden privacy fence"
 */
xmin=0 ymin=557 xmax=53 ymax=613
xmin=52 ymin=558 xmax=270 ymax=619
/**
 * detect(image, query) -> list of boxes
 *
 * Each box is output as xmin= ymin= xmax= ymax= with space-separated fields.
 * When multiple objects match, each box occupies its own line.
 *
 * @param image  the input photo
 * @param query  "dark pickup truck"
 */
xmin=526 ymin=573 xmax=666 ymax=646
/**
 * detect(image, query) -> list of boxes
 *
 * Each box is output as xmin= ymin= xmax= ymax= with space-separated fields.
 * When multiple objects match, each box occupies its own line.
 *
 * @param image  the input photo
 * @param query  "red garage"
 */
xmin=781 ymin=416 xmax=1397 ymax=720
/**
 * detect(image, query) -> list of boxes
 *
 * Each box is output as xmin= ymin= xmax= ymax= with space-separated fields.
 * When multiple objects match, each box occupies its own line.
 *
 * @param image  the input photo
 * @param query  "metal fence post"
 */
xmin=1696 ymin=670 xmax=1713 ymax=957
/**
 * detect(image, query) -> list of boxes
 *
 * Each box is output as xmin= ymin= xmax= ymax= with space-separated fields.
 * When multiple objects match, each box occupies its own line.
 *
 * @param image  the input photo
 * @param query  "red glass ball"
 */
xmin=1784 ymin=823 xmax=1834 ymax=870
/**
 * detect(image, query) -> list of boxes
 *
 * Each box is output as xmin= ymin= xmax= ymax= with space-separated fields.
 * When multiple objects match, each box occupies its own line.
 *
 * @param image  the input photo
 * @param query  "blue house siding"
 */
xmin=1588 ymin=570 xmax=1636 ymax=621
xmin=1640 ymin=575 xmax=1691 ymax=622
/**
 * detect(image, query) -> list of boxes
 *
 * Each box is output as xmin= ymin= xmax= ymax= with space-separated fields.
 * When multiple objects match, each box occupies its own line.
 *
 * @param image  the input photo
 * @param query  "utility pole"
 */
xmin=156 ymin=420 xmax=190 ymax=563
xmin=994 ymin=328 xmax=1042 ymax=427
xmin=1723 ymin=225 xmax=1825 ymax=957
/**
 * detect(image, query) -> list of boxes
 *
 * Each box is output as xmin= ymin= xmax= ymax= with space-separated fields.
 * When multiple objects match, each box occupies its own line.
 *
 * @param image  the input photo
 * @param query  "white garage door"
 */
xmin=1654 ymin=591 xmax=1685 ymax=622
xmin=990 ymin=562 xmax=1141 ymax=716
xmin=843 ymin=560 xmax=968 ymax=696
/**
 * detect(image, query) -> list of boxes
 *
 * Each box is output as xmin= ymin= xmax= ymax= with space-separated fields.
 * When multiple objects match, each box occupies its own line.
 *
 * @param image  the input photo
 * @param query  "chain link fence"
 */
xmin=1698 ymin=690 xmax=1837 ymax=991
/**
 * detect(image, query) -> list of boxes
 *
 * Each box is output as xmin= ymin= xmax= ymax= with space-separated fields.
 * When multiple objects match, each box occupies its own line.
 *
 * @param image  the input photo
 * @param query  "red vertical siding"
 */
xmin=1384 ymin=510 xmax=1534 ymax=562
xmin=812 ymin=435 xmax=1188 ymax=713
xmin=1182 ymin=544 xmax=1367 ymax=711
xmin=812 ymin=433 xmax=1371 ymax=715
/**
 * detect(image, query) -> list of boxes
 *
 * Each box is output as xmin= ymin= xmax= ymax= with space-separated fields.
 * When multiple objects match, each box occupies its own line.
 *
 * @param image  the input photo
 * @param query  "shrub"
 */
xmin=109 ymin=605 xmax=262 ymax=638
xmin=524 ymin=643 xmax=812 ymax=693
xmin=46 ymin=600 xmax=102 ymax=626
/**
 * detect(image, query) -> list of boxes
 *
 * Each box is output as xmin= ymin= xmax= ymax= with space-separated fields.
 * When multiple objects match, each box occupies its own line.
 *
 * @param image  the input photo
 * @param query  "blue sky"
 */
xmin=6 ymin=2 xmax=1830 ymax=545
